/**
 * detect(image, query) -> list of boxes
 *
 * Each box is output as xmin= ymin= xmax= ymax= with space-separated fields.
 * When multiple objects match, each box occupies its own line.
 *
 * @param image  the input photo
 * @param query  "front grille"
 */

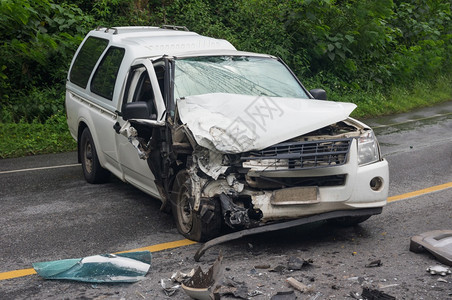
xmin=246 ymin=174 xmax=347 ymax=189
xmin=241 ymin=138 xmax=352 ymax=171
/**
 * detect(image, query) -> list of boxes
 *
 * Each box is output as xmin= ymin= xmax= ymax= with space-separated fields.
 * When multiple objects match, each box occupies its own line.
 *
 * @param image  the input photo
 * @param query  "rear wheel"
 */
xmin=327 ymin=215 xmax=372 ymax=227
xmin=80 ymin=128 xmax=110 ymax=183
xmin=171 ymin=170 xmax=221 ymax=242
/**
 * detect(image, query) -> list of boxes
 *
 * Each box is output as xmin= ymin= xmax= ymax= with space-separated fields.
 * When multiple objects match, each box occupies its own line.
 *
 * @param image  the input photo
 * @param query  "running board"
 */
xmin=194 ymin=207 xmax=383 ymax=261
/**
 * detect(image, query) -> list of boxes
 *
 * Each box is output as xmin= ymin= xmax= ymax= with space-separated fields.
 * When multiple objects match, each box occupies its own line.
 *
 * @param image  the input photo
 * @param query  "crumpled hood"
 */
xmin=177 ymin=93 xmax=356 ymax=153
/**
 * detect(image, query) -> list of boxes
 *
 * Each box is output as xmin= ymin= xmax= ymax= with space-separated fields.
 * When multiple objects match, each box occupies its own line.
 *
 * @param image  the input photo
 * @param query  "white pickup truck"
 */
xmin=65 ymin=26 xmax=389 ymax=242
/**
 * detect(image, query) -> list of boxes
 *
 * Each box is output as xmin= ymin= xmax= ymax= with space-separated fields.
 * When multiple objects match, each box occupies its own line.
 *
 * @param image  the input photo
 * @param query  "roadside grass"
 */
xmin=350 ymin=75 xmax=452 ymax=118
xmin=0 ymin=76 xmax=450 ymax=159
xmin=0 ymin=113 xmax=76 ymax=159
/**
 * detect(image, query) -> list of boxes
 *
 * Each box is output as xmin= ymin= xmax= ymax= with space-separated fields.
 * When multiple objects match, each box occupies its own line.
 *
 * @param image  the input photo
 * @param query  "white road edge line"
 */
xmin=0 ymin=163 xmax=81 ymax=175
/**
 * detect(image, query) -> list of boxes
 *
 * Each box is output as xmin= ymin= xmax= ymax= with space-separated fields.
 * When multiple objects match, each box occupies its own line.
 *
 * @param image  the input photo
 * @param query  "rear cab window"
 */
xmin=70 ymin=37 xmax=109 ymax=88
xmin=91 ymin=47 xmax=125 ymax=100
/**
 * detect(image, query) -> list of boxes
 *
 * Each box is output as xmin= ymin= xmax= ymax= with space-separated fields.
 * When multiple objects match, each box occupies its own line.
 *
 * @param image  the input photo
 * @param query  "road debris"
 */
xmin=349 ymin=291 xmax=362 ymax=299
xmin=254 ymin=264 xmax=271 ymax=269
xmin=181 ymin=252 xmax=223 ymax=300
xmin=287 ymin=256 xmax=313 ymax=270
xmin=214 ymin=277 xmax=249 ymax=299
xmin=365 ymin=260 xmax=383 ymax=268
xmin=32 ymin=251 xmax=151 ymax=283
xmin=161 ymin=278 xmax=180 ymax=296
xmin=193 ymin=208 xmax=382 ymax=261
xmin=270 ymin=290 xmax=296 ymax=300
xmin=361 ymin=287 xmax=396 ymax=300
xmin=248 ymin=290 xmax=264 ymax=297
xmin=286 ymin=276 xmax=309 ymax=293
xmin=410 ymin=230 xmax=452 ymax=266
xmin=377 ymin=284 xmax=399 ymax=289
xmin=269 ymin=265 xmax=286 ymax=274
xmin=427 ymin=265 xmax=452 ymax=276
xmin=171 ymin=269 xmax=195 ymax=283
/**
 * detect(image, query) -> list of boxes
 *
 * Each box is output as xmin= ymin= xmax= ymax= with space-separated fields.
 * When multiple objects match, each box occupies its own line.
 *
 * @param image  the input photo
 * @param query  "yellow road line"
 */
xmin=0 ymin=239 xmax=197 ymax=281
xmin=116 ymin=239 xmax=197 ymax=253
xmin=0 ymin=269 xmax=37 ymax=281
xmin=1 ymin=182 xmax=451 ymax=282
xmin=388 ymin=182 xmax=452 ymax=203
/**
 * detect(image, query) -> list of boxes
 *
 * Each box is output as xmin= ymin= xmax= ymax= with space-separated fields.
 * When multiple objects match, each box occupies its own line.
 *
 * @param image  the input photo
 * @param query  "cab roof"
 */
xmin=87 ymin=26 xmax=237 ymax=58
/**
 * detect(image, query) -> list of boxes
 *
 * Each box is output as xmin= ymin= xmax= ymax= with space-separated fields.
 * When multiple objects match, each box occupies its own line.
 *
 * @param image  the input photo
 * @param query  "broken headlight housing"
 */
xmin=357 ymin=130 xmax=380 ymax=165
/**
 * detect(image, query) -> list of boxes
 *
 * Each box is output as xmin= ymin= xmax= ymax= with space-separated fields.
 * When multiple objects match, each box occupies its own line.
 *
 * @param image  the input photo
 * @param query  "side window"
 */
xmin=70 ymin=37 xmax=108 ymax=88
xmin=91 ymin=47 xmax=125 ymax=100
xmin=123 ymin=66 xmax=157 ymax=118
xmin=154 ymin=64 xmax=165 ymax=96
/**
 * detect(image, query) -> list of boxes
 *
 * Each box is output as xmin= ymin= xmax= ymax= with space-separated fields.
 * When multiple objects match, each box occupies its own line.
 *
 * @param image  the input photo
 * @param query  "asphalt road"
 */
xmin=0 ymin=101 xmax=451 ymax=299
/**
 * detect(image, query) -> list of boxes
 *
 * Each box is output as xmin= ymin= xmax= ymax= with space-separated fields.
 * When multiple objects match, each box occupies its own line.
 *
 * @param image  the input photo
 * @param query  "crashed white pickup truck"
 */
xmin=66 ymin=26 xmax=389 ymax=242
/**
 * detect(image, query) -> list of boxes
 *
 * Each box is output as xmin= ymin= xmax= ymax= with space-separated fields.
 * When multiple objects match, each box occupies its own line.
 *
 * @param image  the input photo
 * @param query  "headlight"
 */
xmin=357 ymin=130 xmax=380 ymax=165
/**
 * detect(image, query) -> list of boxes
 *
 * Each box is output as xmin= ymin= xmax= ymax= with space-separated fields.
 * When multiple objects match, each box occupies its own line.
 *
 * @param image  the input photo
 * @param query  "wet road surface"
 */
xmin=0 ymin=101 xmax=451 ymax=299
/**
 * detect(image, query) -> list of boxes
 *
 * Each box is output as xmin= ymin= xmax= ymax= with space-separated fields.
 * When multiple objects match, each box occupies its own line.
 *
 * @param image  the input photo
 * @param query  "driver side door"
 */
xmin=115 ymin=59 xmax=165 ymax=198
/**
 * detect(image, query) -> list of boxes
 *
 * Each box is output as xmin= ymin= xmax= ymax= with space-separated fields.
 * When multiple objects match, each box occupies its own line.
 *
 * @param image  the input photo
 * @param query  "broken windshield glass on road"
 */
xmin=32 ymin=251 xmax=151 ymax=283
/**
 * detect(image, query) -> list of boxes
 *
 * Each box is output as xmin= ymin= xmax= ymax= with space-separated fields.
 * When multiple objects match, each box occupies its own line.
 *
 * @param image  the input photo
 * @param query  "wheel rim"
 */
xmin=176 ymin=183 xmax=193 ymax=234
xmin=84 ymin=141 xmax=93 ymax=174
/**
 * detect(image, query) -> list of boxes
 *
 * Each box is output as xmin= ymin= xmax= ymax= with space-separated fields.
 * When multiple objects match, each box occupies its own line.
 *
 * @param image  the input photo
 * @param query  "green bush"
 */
xmin=0 ymin=0 xmax=450 ymax=158
xmin=0 ymin=112 xmax=76 ymax=158
xmin=0 ymin=0 xmax=93 ymax=110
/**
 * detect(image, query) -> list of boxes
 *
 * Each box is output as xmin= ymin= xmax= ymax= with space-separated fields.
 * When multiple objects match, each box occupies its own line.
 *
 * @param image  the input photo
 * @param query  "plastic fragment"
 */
xmin=286 ymin=277 xmax=308 ymax=293
xmin=270 ymin=290 xmax=296 ymax=300
xmin=287 ymin=256 xmax=313 ymax=270
xmin=161 ymin=278 xmax=180 ymax=296
xmin=361 ymin=287 xmax=396 ymax=300
xmin=171 ymin=269 xmax=195 ymax=283
xmin=248 ymin=290 xmax=264 ymax=297
xmin=181 ymin=252 xmax=223 ymax=300
xmin=366 ymin=260 xmax=383 ymax=268
xmin=426 ymin=265 xmax=452 ymax=276
xmin=215 ymin=277 xmax=248 ymax=299
xmin=32 ymin=251 xmax=151 ymax=283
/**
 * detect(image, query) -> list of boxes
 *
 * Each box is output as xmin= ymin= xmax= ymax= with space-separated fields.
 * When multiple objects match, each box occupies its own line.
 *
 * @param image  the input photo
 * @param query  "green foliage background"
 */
xmin=0 ymin=0 xmax=451 ymax=157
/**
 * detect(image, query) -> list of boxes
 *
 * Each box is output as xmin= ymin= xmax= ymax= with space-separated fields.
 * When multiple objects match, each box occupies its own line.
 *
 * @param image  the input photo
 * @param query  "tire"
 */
xmin=327 ymin=215 xmax=372 ymax=227
xmin=80 ymin=128 xmax=110 ymax=184
xmin=170 ymin=170 xmax=221 ymax=242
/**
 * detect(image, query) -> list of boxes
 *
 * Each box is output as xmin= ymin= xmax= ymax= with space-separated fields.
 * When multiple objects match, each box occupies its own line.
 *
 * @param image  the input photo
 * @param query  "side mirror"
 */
xmin=309 ymin=88 xmax=327 ymax=100
xmin=122 ymin=102 xmax=157 ymax=120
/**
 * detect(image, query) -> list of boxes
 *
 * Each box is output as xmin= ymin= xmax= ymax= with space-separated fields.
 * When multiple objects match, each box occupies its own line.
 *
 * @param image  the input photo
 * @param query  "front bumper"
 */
xmin=194 ymin=207 xmax=383 ymax=261
xmin=247 ymin=140 xmax=389 ymax=221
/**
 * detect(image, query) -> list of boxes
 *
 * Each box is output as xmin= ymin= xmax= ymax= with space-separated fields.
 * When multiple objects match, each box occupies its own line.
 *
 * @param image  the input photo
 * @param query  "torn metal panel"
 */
xmin=194 ymin=148 xmax=228 ymax=180
xmin=410 ymin=230 xmax=452 ymax=266
xmin=176 ymin=93 xmax=356 ymax=153
xmin=32 ymin=251 xmax=151 ymax=283
xmin=119 ymin=121 xmax=151 ymax=159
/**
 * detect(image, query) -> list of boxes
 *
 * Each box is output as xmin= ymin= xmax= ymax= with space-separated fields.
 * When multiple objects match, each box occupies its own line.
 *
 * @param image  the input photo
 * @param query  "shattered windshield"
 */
xmin=174 ymin=56 xmax=308 ymax=99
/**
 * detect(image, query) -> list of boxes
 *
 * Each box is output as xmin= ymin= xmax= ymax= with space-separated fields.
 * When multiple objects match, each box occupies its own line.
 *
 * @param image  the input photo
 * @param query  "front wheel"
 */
xmin=170 ymin=170 xmax=221 ymax=242
xmin=80 ymin=128 xmax=110 ymax=184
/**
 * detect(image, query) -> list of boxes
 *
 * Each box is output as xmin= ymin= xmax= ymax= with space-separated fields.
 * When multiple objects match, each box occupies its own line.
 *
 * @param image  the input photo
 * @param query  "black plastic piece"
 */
xmin=194 ymin=207 xmax=383 ymax=261
xmin=309 ymin=88 xmax=327 ymax=100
